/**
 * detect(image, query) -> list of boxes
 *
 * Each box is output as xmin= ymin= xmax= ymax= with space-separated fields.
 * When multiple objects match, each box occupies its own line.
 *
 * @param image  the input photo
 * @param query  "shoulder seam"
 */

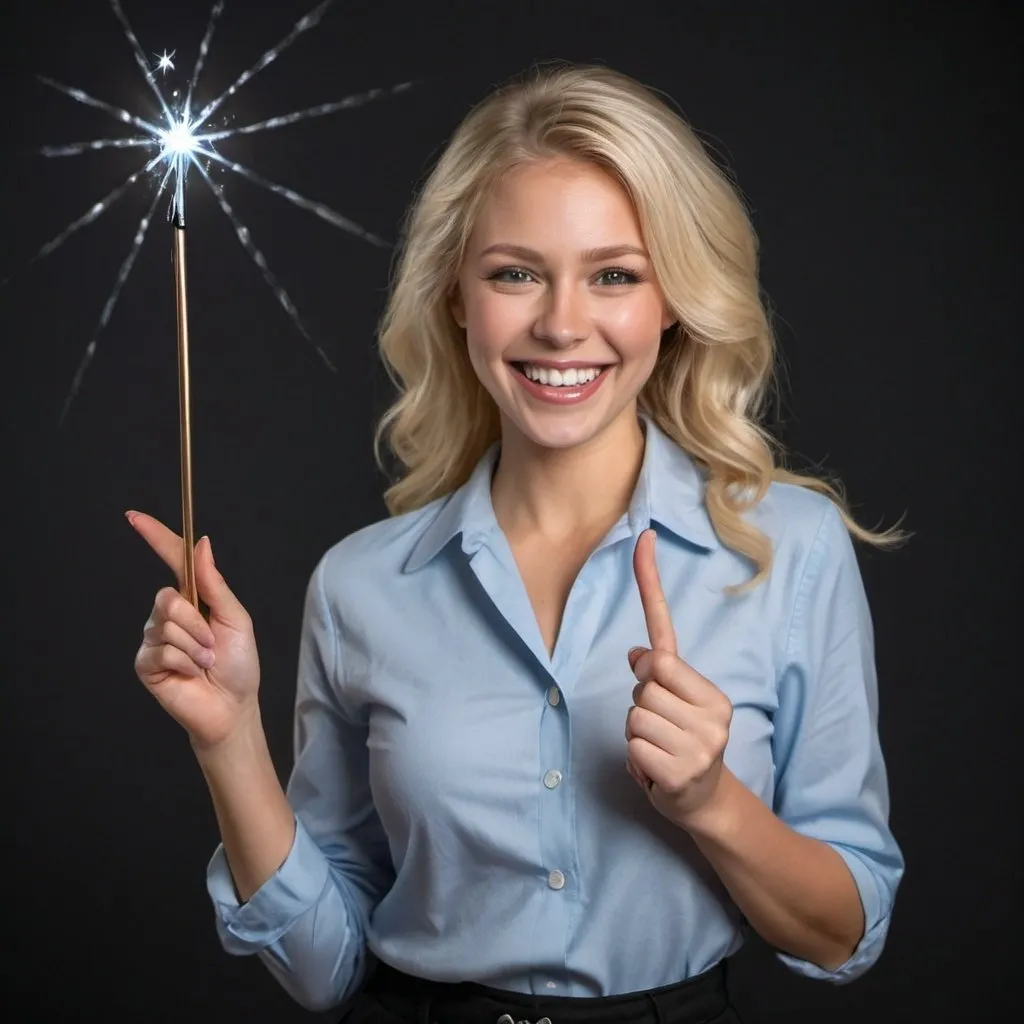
xmin=315 ymin=551 xmax=341 ymax=692
xmin=783 ymin=500 xmax=837 ymax=666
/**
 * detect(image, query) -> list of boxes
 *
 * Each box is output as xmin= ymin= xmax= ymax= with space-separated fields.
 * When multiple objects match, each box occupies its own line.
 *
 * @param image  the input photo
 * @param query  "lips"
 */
xmin=508 ymin=361 xmax=611 ymax=406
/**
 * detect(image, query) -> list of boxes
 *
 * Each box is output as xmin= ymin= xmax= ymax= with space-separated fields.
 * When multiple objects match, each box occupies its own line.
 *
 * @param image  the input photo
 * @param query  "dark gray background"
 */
xmin=1 ymin=1 xmax=1018 ymax=1020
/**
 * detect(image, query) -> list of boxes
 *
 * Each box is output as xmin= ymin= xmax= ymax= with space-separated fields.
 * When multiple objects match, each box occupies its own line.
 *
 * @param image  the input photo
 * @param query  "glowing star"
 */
xmin=22 ymin=0 xmax=415 ymax=426
xmin=158 ymin=117 xmax=200 ymax=223
xmin=159 ymin=119 xmax=197 ymax=156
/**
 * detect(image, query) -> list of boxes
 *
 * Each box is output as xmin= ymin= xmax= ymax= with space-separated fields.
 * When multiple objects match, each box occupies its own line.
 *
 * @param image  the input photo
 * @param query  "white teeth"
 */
xmin=521 ymin=363 xmax=601 ymax=386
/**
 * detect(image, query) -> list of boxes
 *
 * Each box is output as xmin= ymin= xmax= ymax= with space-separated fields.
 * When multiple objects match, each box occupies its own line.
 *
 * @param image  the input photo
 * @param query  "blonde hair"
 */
xmin=374 ymin=62 xmax=906 ymax=592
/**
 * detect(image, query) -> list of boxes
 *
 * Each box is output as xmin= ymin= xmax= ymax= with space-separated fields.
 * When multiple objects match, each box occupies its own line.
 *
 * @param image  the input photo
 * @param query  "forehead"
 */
xmin=471 ymin=158 xmax=642 ymax=241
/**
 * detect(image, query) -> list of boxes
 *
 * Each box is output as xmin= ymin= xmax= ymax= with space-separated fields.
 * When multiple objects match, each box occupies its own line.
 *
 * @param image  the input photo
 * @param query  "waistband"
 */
xmin=364 ymin=958 xmax=731 ymax=1024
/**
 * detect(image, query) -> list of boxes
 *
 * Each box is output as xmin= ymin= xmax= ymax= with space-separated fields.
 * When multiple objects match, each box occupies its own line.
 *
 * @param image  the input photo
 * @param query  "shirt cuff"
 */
xmin=775 ymin=844 xmax=890 ymax=984
xmin=206 ymin=814 xmax=331 ymax=955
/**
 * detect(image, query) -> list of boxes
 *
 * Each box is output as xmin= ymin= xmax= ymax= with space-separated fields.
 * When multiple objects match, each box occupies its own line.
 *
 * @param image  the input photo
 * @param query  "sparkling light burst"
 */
xmin=27 ymin=0 xmax=413 ymax=426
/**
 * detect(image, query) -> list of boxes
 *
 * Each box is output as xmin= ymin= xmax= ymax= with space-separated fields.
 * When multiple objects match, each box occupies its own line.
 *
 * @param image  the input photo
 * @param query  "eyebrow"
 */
xmin=477 ymin=243 xmax=650 ymax=263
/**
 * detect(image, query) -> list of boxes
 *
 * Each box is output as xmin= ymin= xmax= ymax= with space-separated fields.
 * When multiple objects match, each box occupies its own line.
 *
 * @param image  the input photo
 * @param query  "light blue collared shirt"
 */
xmin=205 ymin=417 xmax=903 ymax=1012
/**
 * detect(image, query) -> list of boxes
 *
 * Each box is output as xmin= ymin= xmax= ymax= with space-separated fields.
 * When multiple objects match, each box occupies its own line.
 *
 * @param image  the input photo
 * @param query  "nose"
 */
xmin=532 ymin=280 xmax=591 ymax=349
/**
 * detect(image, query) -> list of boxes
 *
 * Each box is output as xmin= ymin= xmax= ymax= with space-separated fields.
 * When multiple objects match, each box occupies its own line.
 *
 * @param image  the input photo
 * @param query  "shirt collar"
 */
xmin=403 ymin=415 xmax=719 ymax=573
xmin=629 ymin=416 xmax=721 ymax=551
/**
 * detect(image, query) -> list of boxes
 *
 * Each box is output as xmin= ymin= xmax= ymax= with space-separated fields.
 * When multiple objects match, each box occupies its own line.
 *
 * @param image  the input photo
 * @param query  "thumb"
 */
xmin=627 ymin=645 xmax=649 ymax=671
xmin=195 ymin=536 xmax=249 ymax=628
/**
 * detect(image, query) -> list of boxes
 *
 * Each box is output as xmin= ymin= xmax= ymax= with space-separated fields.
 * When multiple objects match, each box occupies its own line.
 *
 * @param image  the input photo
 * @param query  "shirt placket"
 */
xmin=532 ymin=551 xmax=611 ymax=995
xmin=465 ymin=535 xmax=614 ymax=995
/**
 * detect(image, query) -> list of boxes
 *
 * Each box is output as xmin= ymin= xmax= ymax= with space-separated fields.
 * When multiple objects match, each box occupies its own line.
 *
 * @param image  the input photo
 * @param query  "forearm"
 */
xmin=683 ymin=768 xmax=864 ymax=971
xmin=192 ymin=711 xmax=297 ymax=904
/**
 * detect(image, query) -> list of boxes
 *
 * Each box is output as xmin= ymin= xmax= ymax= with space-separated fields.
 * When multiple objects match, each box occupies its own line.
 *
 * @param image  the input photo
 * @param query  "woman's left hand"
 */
xmin=625 ymin=529 xmax=734 ymax=830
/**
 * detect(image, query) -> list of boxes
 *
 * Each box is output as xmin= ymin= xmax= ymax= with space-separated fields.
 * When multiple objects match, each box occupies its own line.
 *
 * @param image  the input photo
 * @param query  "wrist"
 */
xmin=190 ymin=704 xmax=266 ymax=766
xmin=675 ymin=765 xmax=745 ymax=840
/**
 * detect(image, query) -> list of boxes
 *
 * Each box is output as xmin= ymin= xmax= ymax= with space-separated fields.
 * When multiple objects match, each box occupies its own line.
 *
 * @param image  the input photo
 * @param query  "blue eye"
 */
xmin=598 ymin=268 xmax=641 ymax=286
xmin=488 ymin=267 xmax=534 ymax=284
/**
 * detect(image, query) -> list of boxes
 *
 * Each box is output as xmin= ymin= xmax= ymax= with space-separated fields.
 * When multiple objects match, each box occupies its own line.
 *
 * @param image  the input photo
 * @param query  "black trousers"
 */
xmin=339 ymin=957 xmax=742 ymax=1024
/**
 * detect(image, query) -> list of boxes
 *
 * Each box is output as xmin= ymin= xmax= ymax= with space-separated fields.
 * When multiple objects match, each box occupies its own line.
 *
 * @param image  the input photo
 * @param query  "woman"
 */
xmin=128 ymin=63 xmax=904 ymax=1023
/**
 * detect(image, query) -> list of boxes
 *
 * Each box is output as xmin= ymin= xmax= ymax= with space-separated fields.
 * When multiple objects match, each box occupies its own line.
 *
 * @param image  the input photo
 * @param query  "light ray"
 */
xmin=184 ymin=0 xmax=225 ymax=122
xmin=30 ymin=154 xmax=163 ymax=268
xmin=193 ymin=156 xmax=337 ymax=371
xmin=41 ymin=136 xmax=156 ymax=157
xmin=203 ymin=148 xmax=389 ymax=247
xmin=38 ymin=75 xmax=160 ymax=135
xmin=30 ymin=0 xmax=412 ymax=426
xmin=202 ymin=80 xmax=414 ymax=142
xmin=194 ymin=0 xmax=336 ymax=127
xmin=58 ymin=165 xmax=174 ymax=428
xmin=109 ymin=0 xmax=174 ymax=126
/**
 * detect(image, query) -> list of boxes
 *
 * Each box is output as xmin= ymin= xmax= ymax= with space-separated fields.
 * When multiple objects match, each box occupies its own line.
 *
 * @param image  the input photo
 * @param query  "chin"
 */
xmin=505 ymin=402 xmax=623 ymax=452
xmin=522 ymin=420 xmax=598 ymax=450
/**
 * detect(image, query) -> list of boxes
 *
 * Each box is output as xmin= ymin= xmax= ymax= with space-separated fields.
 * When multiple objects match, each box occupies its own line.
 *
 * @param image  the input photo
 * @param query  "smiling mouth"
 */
xmin=510 ymin=361 xmax=611 ymax=387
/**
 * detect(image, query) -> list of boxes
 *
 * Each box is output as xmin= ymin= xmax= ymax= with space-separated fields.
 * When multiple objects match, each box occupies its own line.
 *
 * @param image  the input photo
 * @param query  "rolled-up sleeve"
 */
xmin=771 ymin=503 xmax=905 ymax=983
xmin=204 ymin=551 xmax=394 ymax=1012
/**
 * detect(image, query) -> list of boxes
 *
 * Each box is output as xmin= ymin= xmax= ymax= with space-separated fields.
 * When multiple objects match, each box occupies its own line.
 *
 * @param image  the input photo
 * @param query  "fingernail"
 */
xmin=197 ymin=649 xmax=215 ymax=668
xmin=125 ymin=510 xmax=138 ymax=526
xmin=202 ymin=535 xmax=214 ymax=564
xmin=627 ymin=646 xmax=646 ymax=668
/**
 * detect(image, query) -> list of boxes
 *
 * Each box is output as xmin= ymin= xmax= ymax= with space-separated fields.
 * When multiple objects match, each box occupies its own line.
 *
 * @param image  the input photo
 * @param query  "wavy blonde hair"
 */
xmin=374 ymin=62 xmax=906 ymax=592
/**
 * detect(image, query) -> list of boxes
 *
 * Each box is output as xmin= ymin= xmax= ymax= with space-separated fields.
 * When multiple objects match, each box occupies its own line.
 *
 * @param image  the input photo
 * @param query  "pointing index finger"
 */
xmin=126 ymin=510 xmax=186 ymax=590
xmin=633 ymin=529 xmax=677 ymax=655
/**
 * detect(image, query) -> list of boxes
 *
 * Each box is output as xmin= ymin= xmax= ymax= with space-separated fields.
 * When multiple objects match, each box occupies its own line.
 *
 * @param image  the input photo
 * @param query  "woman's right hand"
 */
xmin=128 ymin=511 xmax=262 ymax=751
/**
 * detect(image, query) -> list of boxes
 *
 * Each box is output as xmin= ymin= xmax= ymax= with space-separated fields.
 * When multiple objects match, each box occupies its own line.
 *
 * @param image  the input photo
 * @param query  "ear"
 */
xmin=449 ymin=283 xmax=466 ymax=329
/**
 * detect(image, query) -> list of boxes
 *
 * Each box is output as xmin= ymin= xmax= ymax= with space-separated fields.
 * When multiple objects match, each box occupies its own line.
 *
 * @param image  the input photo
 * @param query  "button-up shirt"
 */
xmin=204 ymin=417 xmax=904 ymax=1012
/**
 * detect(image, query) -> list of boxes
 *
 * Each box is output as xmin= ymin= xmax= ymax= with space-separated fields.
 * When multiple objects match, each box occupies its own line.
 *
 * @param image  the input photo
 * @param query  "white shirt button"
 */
xmin=547 ymin=686 xmax=561 ymax=706
xmin=547 ymin=869 xmax=566 ymax=890
xmin=543 ymin=769 xmax=563 ymax=789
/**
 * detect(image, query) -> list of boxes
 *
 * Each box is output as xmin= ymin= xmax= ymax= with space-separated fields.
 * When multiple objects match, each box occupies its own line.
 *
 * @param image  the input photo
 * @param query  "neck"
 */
xmin=490 ymin=407 xmax=646 ymax=544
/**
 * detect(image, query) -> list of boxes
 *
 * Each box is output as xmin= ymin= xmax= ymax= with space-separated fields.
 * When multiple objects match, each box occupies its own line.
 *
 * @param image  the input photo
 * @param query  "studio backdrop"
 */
xmin=1 ymin=1 xmax=1018 ymax=1021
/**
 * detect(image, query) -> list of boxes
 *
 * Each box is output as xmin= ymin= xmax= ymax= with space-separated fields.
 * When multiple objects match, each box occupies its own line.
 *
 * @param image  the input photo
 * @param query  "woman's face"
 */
xmin=450 ymin=157 xmax=674 ymax=451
